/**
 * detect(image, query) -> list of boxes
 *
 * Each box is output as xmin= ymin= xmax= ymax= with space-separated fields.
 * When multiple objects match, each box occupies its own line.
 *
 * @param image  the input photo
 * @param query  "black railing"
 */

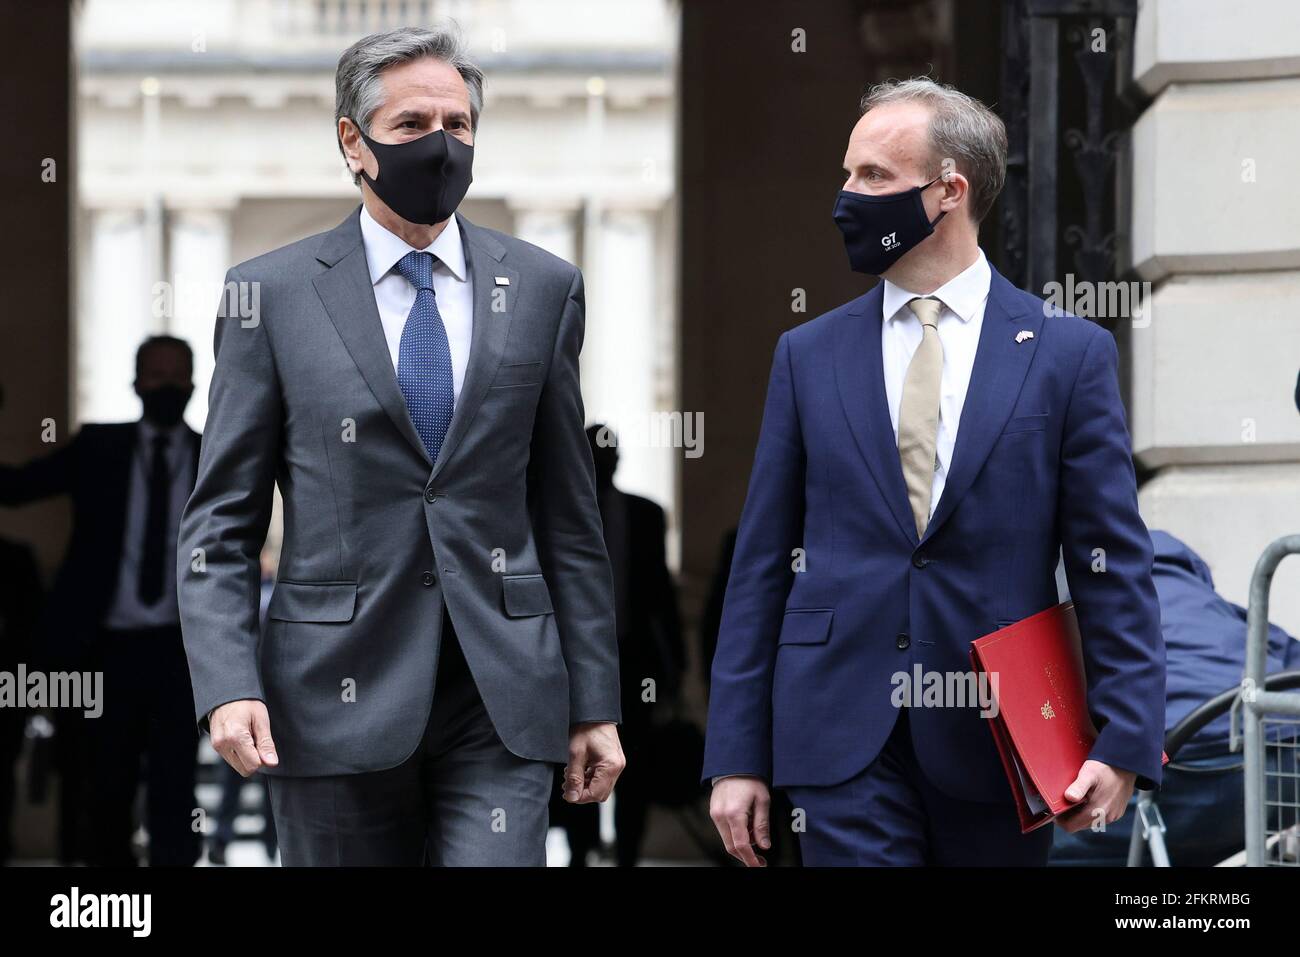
xmin=997 ymin=0 xmax=1138 ymax=312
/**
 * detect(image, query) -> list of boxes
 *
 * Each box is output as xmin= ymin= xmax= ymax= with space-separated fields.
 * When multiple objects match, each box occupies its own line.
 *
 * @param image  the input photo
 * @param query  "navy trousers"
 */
xmin=782 ymin=709 xmax=1054 ymax=866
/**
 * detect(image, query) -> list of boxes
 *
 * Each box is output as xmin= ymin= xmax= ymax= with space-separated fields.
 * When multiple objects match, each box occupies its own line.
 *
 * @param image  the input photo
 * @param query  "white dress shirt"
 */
xmin=880 ymin=249 xmax=991 ymax=518
xmin=102 ymin=419 xmax=196 ymax=630
xmin=359 ymin=205 xmax=474 ymax=397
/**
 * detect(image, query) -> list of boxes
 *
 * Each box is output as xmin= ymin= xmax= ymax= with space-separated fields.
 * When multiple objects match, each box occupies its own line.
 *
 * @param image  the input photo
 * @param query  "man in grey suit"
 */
xmin=178 ymin=26 xmax=624 ymax=866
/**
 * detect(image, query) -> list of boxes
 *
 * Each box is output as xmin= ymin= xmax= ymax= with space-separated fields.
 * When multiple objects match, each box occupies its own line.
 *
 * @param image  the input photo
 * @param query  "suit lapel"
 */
xmin=428 ymin=218 xmax=518 ymax=482
xmin=313 ymin=208 xmax=435 ymax=468
xmin=833 ymin=285 xmax=918 ymax=544
xmin=920 ymin=266 xmax=1042 ymax=545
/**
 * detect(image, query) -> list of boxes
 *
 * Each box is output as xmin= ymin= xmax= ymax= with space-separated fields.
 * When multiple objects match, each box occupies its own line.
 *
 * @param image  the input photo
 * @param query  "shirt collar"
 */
xmin=359 ymin=205 xmax=467 ymax=285
xmin=882 ymin=248 xmax=991 ymax=324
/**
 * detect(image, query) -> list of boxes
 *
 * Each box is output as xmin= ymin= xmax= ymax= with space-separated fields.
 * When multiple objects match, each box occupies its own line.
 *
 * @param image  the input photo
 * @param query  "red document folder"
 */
xmin=969 ymin=602 xmax=1095 ymax=833
xmin=970 ymin=601 xmax=1168 ymax=833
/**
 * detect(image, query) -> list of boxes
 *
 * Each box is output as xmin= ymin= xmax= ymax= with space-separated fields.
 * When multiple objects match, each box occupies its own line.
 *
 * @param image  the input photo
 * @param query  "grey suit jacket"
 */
xmin=177 ymin=207 xmax=621 ymax=777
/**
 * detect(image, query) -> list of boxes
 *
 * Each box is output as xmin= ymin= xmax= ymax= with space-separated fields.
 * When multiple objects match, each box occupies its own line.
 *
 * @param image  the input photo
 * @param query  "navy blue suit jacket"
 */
xmin=702 ymin=263 xmax=1166 ymax=802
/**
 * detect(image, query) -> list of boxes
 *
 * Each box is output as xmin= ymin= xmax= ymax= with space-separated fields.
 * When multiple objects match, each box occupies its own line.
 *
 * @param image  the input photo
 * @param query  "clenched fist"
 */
xmin=209 ymin=699 xmax=279 ymax=777
xmin=709 ymin=775 xmax=771 ymax=867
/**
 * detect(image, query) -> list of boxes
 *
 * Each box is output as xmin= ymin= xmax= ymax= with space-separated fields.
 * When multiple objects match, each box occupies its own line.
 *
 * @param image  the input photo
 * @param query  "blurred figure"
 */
xmin=698 ymin=529 xmax=736 ymax=697
xmin=0 ymin=335 xmax=201 ymax=866
xmin=1051 ymin=530 xmax=1300 ymax=866
xmin=551 ymin=426 xmax=684 ymax=866
xmin=0 ymin=536 xmax=42 ymax=864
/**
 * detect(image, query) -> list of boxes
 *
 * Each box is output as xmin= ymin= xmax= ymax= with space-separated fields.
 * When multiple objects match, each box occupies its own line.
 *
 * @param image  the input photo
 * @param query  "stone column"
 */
xmin=78 ymin=206 xmax=154 ymax=424
xmin=508 ymin=200 xmax=579 ymax=265
xmin=1128 ymin=0 xmax=1300 ymax=632
xmin=166 ymin=204 xmax=234 ymax=430
xmin=584 ymin=202 xmax=672 ymax=511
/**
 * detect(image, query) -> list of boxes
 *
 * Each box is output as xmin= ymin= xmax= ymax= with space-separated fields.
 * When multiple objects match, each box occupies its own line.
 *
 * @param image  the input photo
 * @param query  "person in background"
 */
xmin=0 ymin=536 xmax=42 ymax=864
xmin=698 ymin=529 xmax=736 ymax=699
xmin=551 ymin=426 xmax=684 ymax=866
xmin=699 ymin=526 xmax=799 ymax=866
xmin=594 ymin=425 xmax=684 ymax=866
xmin=0 ymin=335 xmax=202 ymax=866
xmin=1051 ymin=529 xmax=1300 ymax=866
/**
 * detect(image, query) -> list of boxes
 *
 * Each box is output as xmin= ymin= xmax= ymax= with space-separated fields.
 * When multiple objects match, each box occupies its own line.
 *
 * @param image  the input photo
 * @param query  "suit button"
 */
xmin=421 ymin=571 xmax=436 ymax=587
xmin=912 ymin=553 xmax=929 ymax=569
xmin=896 ymin=633 xmax=911 ymax=650
xmin=424 ymin=488 xmax=437 ymax=503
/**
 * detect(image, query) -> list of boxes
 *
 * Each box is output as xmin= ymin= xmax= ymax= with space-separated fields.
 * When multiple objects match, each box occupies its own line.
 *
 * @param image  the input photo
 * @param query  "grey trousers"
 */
xmin=267 ymin=618 xmax=555 ymax=866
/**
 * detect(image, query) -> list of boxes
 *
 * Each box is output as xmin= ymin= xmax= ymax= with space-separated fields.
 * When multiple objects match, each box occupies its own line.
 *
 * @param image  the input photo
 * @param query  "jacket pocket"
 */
xmin=777 ymin=608 xmax=834 ymax=645
xmin=267 ymin=580 xmax=357 ymax=623
xmin=1002 ymin=413 xmax=1049 ymax=435
xmin=491 ymin=361 xmax=543 ymax=389
xmin=502 ymin=573 xmax=554 ymax=617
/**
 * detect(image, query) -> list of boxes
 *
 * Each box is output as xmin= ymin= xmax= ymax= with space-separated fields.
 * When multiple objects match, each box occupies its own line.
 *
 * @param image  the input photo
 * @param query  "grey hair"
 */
xmin=859 ymin=77 xmax=1007 ymax=224
xmin=335 ymin=26 xmax=485 ymax=186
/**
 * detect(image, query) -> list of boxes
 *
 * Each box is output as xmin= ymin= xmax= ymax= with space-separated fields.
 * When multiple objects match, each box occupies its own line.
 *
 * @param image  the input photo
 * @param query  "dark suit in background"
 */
xmin=608 ymin=486 xmax=684 ymax=866
xmin=0 ymin=537 xmax=42 ymax=864
xmin=551 ymin=427 xmax=683 ymax=866
xmin=699 ymin=529 xmax=737 ymax=697
xmin=0 ymin=418 xmax=202 ymax=866
xmin=699 ymin=526 xmax=798 ymax=866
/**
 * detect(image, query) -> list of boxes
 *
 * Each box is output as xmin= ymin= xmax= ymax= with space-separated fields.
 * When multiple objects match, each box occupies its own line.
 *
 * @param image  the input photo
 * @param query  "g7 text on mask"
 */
xmin=832 ymin=174 xmax=946 ymax=276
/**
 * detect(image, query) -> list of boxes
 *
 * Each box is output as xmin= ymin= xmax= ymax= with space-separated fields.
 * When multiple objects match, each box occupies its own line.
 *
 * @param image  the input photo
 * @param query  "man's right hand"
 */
xmin=209 ymin=699 xmax=279 ymax=777
xmin=709 ymin=775 xmax=771 ymax=867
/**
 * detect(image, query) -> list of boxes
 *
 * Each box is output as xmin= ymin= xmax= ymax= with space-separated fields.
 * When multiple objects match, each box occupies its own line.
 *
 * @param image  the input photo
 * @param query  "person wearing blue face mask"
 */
xmin=703 ymin=77 xmax=1165 ymax=867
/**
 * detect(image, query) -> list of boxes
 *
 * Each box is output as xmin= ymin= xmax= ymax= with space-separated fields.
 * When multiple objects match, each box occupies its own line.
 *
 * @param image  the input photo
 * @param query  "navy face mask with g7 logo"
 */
xmin=832 ymin=174 xmax=946 ymax=276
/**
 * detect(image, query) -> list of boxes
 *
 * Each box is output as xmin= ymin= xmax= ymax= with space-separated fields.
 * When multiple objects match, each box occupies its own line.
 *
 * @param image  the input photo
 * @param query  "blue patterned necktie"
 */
xmin=395 ymin=250 xmax=455 ymax=463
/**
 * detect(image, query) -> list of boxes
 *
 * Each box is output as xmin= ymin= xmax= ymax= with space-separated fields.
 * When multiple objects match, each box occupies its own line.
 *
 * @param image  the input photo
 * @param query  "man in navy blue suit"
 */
xmin=703 ymin=78 xmax=1166 ymax=866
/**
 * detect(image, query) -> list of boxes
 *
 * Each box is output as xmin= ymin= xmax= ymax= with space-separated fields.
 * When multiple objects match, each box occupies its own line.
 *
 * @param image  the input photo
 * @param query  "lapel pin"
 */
xmin=494 ymin=276 xmax=510 ymax=286
xmin=1015 ymin=329 xmax=1034 ymax=344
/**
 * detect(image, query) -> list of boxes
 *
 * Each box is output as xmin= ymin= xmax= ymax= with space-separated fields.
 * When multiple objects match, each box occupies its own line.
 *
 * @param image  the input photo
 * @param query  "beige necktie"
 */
xmin=897 ymin=297 xmax=944 ymax=538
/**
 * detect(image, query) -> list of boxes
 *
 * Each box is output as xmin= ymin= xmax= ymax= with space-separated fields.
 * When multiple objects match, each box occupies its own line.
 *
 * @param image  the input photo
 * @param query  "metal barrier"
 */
xmin=1241 ymin=535 xmax=1300 ymax=866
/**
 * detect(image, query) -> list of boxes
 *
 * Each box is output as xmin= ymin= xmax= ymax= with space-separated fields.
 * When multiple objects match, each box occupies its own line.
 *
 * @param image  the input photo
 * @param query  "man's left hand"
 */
xmin=1056 ymin=759 xmax=1136 ymax=833
xmin=563 ymin=722 xmax=625 ymax=804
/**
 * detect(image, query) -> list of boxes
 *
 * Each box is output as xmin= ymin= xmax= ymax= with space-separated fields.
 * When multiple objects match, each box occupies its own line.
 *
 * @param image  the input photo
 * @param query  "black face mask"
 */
xmin=832 ymin=175 xmax=946 ymax=276
xmin=357 ymin=126 xmax=474 ymax=226
xmin=139 ymin=384 xmax=190 ymax=428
